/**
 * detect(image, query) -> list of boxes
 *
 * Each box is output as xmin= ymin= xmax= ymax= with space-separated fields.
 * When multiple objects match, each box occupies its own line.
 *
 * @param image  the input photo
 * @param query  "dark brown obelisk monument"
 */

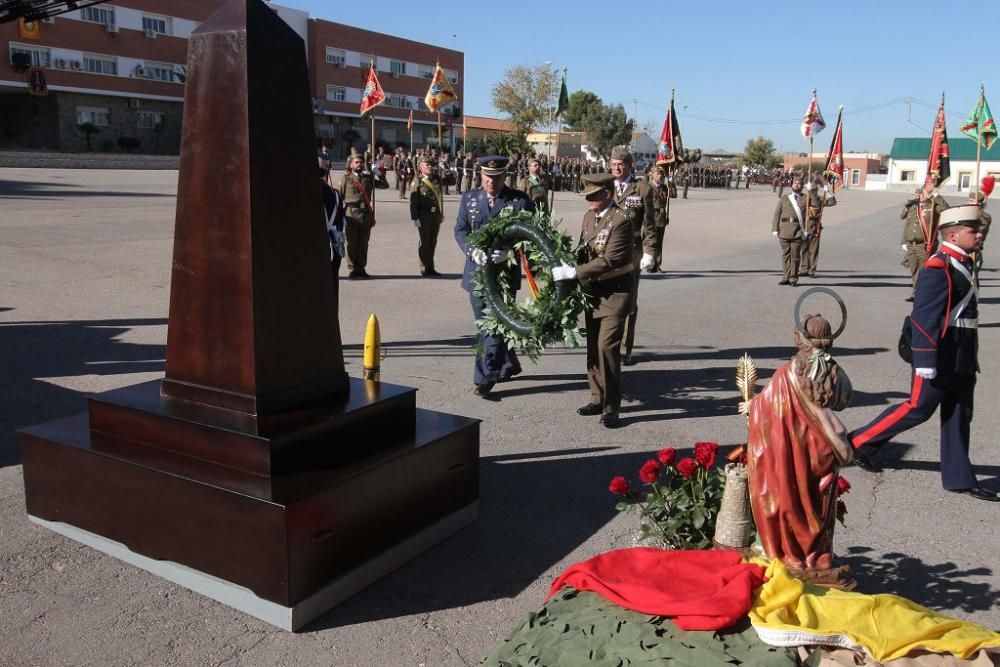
xmin=19 ymin=0 xmax=479 ymax=631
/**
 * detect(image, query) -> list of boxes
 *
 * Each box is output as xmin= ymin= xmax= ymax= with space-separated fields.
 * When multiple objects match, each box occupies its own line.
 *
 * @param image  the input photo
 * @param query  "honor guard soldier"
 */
xmin=463 ymin=152 xmax=475 ymax=193
xmin=901 ymin=185 xmax=950 ymax=301
xmin=410 ymin=156 xmax=444 ymax=277
xmin=519 ymin=157 xmax=549 ymax=213
xmin=338 ymin=150 xmax=376 ymax=278
xmin=850 ymin=206 xmax=997 ymax=502
xmin=455 ymin=156 xmax=535 ymax=396
xmin=649 ymin=166 xmax=670 ymax=272
xmin=771 ymin=175 xmax=808 ymax=286
xmin=550 ymin=174 xmax=633 ymax=428
xmin=609 ymin=146 xmax=657 ymax=365
xmin=799 ymin=176 xmax=837 ymax=278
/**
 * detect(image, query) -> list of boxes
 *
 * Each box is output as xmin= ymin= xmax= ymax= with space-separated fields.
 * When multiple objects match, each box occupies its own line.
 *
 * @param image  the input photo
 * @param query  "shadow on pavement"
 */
xmin=302 ymin=445 xmax=672 ymax=632
xmin=842 ymin=546 xmax=1000 ymax=615
xmin=0 ymin=181 xmax=174 ymax=199
xmin=0 ymin=315 xmax=167 ymax=468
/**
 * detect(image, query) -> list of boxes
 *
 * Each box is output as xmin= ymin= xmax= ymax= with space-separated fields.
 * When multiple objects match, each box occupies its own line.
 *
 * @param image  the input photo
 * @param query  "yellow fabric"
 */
xmin=748 ymin=559 xmax=1000 ymax=662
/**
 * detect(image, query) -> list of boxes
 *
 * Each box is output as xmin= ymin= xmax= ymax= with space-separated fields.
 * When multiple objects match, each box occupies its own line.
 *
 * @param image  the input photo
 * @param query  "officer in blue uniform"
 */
xmin=850 ymin=205 xmax=997 ymax=501
xmin=455 ymin=156 xmax=535 ymax=397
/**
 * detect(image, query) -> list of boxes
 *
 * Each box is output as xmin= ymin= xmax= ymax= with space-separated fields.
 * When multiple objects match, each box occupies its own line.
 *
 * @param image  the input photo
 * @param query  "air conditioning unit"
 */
xmin=55 ymin=58 xmax=68 ymax=69
xmin=41 ymin=17 xmax=55 ymax=24
xmin=128 ymin=98 xmax=141 ymax=109
xmin=144 ymin=28 xmax=157 ymax=39
xmin=106 ymin=22 xmax=118 ymax=33
xmin=70 ymin=60 xmax=82 ymax=71
xmin=134 ymin=65 xmax=146 ymax=78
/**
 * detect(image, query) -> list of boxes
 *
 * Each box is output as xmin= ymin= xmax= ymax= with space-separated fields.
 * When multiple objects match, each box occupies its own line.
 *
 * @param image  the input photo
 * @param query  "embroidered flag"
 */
xmin=960 ymin=89 xmax=996 ymax=151
xmin=823 ymin=106 xmax=845 ymax=188
xmin=924 ymin=96 xmax=951 ymax=189
xmin=424 ymin=64 xmax=457 ymax=112
xmin=359 ymin=63 xmax=385 ymax=117
xmin=800 ymin=90 xmax=826 ymax=139
xmin=656 ymin=96 xmax=684 ymax=166
xmin=555 ymin=70 xmax=569 ymax=119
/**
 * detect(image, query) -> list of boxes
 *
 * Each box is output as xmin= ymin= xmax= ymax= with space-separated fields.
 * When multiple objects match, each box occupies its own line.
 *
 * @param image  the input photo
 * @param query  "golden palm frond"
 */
xmin=735 ymin=352 xmax=758 ymax=402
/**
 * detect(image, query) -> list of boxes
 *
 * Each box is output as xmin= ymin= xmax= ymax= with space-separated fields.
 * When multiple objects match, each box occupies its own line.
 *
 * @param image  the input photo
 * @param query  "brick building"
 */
xmin=782 ymin=152 xmax=884 ymax=189
xmin=1 ymin=1 xmax=463 ymax=157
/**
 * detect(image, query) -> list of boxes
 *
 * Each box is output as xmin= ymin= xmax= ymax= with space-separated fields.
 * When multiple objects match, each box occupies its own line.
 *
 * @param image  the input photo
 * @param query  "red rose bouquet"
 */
xmin=608 ymin=442 xmax=728 ymax=550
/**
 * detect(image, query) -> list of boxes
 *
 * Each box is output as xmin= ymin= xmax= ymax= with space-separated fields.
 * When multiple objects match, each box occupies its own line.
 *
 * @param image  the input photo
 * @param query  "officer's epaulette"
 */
xmin=924 ymin=255 xmax=948 ymax=270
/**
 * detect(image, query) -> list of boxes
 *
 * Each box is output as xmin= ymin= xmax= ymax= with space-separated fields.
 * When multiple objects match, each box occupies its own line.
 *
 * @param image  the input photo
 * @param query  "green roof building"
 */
xmin=885 ymin=137 xmax=1000 ymax=194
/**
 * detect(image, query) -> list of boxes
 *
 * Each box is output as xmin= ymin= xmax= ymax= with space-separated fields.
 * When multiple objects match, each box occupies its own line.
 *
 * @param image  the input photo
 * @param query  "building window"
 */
xmin=851 ymin=169 xmax=860 ymax=186
xmin=900 ymin=170 xmax=915 ymax=182
xmin=959 ymin=172 xmax=972 ymax=190
xmin=389 ymin=60 xmax=406 ymax=76
xmin=142 ymin=15 xmax=169 ymax=35
xmin=82 ymin=55 xmax=117 ymax=76
xmin=137 ymin=111 xmax=165 ymax=129
xmin=10 ymin=43 xmax=51 ymax=68
xmin=419 ymin=68 xmax=434 ymax=79
xmin=326 ymin=85 xmax=346 ymax=102
xmin=80 ymin=5 xmax=114 ymax=25
xmin=325 ymin=48 xmax=345 ymax=67
xmin=144 ymin=61 xmax=173 ymax=82
xmin=387 ymin=94 xmax=409 ymax=108
xmin=77 ymin=106 xmax=110 ymax=127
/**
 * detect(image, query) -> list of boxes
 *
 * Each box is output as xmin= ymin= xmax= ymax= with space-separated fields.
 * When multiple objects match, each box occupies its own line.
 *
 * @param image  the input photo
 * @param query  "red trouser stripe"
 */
xmin=852 ymin=374 xmax=925 ymax=447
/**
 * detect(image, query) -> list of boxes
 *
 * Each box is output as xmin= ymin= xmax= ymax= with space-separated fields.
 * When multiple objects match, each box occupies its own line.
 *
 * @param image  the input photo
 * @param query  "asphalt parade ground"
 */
xmin=1 ymin=169 xmax=998 ymax=666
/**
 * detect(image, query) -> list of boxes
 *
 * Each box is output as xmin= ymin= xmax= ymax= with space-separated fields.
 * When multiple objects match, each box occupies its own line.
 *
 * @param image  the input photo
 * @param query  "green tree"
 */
xmin=491 ymin=63 xmax=559 ymax=137
xmin=562 ymin=90 xmax=603 ymax=131
xmin=741 ymin=136 xmax=782 ymax=169
xmin=581 ymin=103 xmax=634 ymax=160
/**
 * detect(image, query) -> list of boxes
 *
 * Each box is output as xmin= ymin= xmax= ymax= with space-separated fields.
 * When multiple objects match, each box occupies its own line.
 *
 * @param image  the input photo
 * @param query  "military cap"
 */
xmin=610 ymin=145 xmax=633 ymax=163
xmin=418 ymin=155 xmax=434 ymax=166
xmin=938 ymin=204 xmax=986 ymax=231
xmin=580 ymin=172 xmax=615 ymax=197
xmin=478 ymin=155 xmax=509 ymax=176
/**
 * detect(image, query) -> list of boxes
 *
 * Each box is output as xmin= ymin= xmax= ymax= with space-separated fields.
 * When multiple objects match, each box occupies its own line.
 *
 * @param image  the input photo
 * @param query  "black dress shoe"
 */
xmin=472 ymin=382 xmax=495 ymax=398
xmin=600 ymin=413 xmax=621 ymax=428
xmin=622 ymin=355 xmax=637 ymax=366
xmin=577 ymin=403 xmax=602 ymax=416
xmin=426 ymin=269 xmax=442 ymax=277
xmin=949 ymin=486 xmax=1000 ymax=502
xmin=778 ymin=279 xmax=790 ymax=285
xmin=905 ymin=296 xmax=914 ymax=302
xmin=854 ymin=452 xmax=883 ymax=473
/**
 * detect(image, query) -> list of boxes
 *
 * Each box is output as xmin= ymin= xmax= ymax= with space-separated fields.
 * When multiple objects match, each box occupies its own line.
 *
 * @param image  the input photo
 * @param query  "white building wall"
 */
xmin=888 ymin=158 xmax=1000 ymax=193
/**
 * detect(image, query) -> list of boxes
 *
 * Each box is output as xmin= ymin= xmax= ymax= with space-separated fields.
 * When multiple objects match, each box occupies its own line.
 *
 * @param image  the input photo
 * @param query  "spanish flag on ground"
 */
xmin=424 ymin=64 xmax=457 ymax=112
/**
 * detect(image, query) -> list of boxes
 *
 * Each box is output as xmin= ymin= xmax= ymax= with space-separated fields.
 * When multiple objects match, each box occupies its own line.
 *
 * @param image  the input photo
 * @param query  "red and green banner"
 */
xmin=823 ymin=107 xmax=845 ymax=188
xmin=656 ymin=96 xmax=684 ymax=166
xmin=960 ymin=89 xmax=996 ymax=150
xmin=359 ymin=64 xmax=385 ymax=117
xmin=924 ymin=96 xmax=951 ymax=189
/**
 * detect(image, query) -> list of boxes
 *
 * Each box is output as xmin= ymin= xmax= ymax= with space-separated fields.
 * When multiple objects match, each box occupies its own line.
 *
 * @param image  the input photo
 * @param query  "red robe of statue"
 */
xmin=747 ymin=360 xmax=851 ymax=570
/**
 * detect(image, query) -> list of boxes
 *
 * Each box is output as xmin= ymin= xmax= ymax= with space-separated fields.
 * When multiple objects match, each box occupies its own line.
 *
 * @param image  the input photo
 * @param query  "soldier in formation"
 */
xmin=649 ymin=166 xmax=671 ymax=272
xmin=770 ymin=175 xmax=807 ymax=286
xmin=410 ymin=156 xmax=444 ymax=277
xmin=900 ymin=184 xmax=950 ymax=301
xmin=338 ymin=150 xmax=376 ymax=278
xmin=799 ymin=175 xmax=837 ymax=278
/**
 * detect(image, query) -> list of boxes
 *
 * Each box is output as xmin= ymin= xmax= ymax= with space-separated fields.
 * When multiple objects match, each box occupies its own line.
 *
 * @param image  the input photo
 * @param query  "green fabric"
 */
xmin=482 ymin=589 xmax=799 ymax=667
xmin=961 ymin=94 xmax=997 ymax=150
xmin=556 ymin=74 xmax=569 ymax=120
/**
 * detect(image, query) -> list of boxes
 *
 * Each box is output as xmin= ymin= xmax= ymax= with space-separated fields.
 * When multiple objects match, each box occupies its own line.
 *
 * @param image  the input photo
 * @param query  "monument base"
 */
xmin=29 ymin=502 xmax=477 ymax=631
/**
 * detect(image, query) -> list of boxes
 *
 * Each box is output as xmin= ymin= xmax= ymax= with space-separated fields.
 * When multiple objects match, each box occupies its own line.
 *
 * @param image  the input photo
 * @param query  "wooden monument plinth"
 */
xmin=18 ymin=0 xmax=479 ymax=631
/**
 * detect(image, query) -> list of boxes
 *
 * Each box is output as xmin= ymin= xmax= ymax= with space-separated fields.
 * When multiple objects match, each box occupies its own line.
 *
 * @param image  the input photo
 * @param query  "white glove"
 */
xmin=823 ymin=185 xmax=832 ymax=197
xmin=639 ymin=253 xmax=655 ymax=271
xmin=412 ymin=219 xmax=421 ymax=229
xmin=551 ymin=262 xmax=577 ymax=281
xmin=901 ymin=244 xmax=908 ymax=252
xmin=471 ymin=248 xmax=488 ymax=266
xmin=772 ymin=231 xmax=779 ymax=237
xmin=915 ymin=367 xmax=937 ymax=380
xmin=490 ymin=249 xmax=511 ymax=264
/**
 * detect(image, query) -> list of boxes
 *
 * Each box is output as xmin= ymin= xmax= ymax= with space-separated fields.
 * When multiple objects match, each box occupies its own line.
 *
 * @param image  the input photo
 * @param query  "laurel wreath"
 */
xmin=468 ymin=209 xmax=590 ymax=361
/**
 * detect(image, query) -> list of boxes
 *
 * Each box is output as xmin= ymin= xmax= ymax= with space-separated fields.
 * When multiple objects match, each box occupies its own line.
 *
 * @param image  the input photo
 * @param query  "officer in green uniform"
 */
xmin=799 ymin=176 xmax=837 ymax=278
xmin=900 ymin=185 xmax=950 ymax=300
xmin=771 ymin=176 xmax=808 ymax=286
xmin=519 ymin=157 xmax=549 ymax=213
xmin=550 ymin=173 xmax=633 ymax=428
xmin=649 ymin=166 xmax=670 ymax=272
xmin=410 ymin=156 xmax=444 ymax=276
xmin=609 ymin=145 xmax=657 ymax=365
xmin=338 ymin=151 xmax=376 ymax=278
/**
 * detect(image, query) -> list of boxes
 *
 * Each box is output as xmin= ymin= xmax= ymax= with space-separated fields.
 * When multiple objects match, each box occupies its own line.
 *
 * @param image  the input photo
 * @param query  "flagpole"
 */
xmin=369 ymin=56 xmax=377 ymax=221
xmin=975 ymin=85 xmax=984 ymax=198
xmin=665 ymin=88 xmax=674 ymax=225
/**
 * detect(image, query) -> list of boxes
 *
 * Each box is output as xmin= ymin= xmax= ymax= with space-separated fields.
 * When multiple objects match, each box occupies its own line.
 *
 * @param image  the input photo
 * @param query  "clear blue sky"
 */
xmin=283 ymin=0 xmax=999 ymax=154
